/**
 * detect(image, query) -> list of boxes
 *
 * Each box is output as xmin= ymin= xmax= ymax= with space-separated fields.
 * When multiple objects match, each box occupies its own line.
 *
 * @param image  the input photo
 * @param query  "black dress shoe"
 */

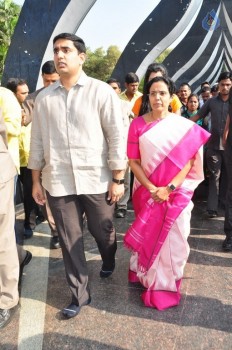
xmin=222 ymin=237 xmax=232 ymax=252
xmin=62 ymin=298 xmax=91 ymax=319
xmin=115 ymin=209 xmax=127 ymax=218
xmin=100 ymin=262 xmax=115 ymax=278
xmin=51 ymin=236 xmax=60 ymax=249
xmin=0 ymin=304 xmax=19 ymax=329
xmin=19 ymin=250 xmax=32 ymax=282
xmin=207 ymin=210 xmax=218 ymax=218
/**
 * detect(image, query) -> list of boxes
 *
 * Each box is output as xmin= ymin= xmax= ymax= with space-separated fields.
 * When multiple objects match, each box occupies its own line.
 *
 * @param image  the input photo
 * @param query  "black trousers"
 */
xmin=18 ymin=167 xmax=43 ymax=229
xmin=206 ymin=149 xmax=227 ymax=211
xmin=46 ymin=191 xmax=117 ymax=305
xmin=224 ymin=145 xmax=232 ymax=239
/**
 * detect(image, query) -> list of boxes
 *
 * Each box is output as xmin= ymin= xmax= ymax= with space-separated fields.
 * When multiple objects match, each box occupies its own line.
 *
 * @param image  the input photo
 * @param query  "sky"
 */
xmin=77 ymin=0 xmax=156 ymax=51
xmin=13 ymin=0 xmax=24 ymax=5
xmin=13 ymin=0 xmax=157 ymax=51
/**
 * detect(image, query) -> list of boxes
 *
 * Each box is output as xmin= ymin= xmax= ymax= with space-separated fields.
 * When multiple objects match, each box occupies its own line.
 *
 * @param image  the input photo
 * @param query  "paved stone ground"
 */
xmin=1 ymin=185 xmax=232 ymax=350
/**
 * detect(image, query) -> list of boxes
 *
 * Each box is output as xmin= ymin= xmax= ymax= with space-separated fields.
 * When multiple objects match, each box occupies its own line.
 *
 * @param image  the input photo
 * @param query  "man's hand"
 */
xmin=107 ymin=182 xmax=125 ymax=204
xmin=32 ymin=181 xmax=46 ymax=205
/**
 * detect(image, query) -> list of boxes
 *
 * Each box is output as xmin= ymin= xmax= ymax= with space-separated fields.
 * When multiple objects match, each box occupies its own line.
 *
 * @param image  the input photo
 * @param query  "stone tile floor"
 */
xmin=1 ymin=192 xmax=232 ymax=350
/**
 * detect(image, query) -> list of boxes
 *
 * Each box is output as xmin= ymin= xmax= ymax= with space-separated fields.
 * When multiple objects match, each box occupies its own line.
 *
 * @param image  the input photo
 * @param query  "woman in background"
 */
xmin=182 ymin=93 xmax=204 ymax=127
xmin=132 ymin=63 xmax=182 ymax=117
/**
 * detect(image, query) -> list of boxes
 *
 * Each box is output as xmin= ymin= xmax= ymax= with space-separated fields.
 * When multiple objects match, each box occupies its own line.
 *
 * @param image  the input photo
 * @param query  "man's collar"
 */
xmin=217 ymin=93 xmax=229 ymax=102
xmin=55 ymin=71 xmax=88 ymax=89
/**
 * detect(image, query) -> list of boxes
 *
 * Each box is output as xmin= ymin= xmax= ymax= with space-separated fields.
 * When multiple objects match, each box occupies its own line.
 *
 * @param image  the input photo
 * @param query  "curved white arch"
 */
xmin=212 ymin=61 xmax=225 ymax=86
xmin=223 ymin=32 xmax=232 ymax=60
xmin=204 ymin=51 xmax=224 ymax=88
xmin=136 ymin=0 xmax=203 ymax=80
xmin=171 ymin=2 xmax=221 ymax=82
xmin=225 ymin=50 xmax=232 ymax=71
xmin=189 ymin=33 xmax=222 ymax=87
xmin=36 ymin=0 xmax=97 ymax=88
xmin=223 ymin=2 xmax=232 ymax=37
xmin=193 ymin=49 xmax=224 ymax=93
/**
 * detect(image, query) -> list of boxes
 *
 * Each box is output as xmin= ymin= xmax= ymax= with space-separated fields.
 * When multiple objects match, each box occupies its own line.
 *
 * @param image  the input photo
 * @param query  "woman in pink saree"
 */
xmin=124 ymin=76 xmax=210 ymax=310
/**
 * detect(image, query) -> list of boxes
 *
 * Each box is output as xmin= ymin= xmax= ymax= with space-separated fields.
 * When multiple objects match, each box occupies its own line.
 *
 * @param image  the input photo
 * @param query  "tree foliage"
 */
xmin=84 ymin=45 xmax=121 ymax=82
xmin=155 ymin=48 xmax=172 ymax=63
xmin=0 ymin=0 xmax=21 ymax=80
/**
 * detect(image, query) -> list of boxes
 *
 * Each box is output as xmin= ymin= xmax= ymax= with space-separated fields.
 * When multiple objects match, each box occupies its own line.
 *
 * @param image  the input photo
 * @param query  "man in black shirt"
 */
xmin=222 ymin=87 xmax=232 ymax=251
xmin=191 ymin=72 xmax=232 ymax=218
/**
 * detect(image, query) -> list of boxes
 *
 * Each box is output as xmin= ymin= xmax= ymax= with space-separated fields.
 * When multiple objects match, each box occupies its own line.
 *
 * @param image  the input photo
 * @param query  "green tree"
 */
xmin=84 ymin=45 xmax=121 ymax=82
xmin=0 ymin=0 xmax=21 ymax=79
xmin=155 ymin=48 xmax=172 ymax=63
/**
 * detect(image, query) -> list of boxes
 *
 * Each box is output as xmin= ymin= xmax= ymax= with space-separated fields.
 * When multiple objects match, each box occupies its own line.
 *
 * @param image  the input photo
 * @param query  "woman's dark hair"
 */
xmin=141 ymin=76 xmax=175 ymax=115
xmin=139 ymin=63 xmax=168 ymax=116
xmin=187 ymin=93 xmax=199 ymax=102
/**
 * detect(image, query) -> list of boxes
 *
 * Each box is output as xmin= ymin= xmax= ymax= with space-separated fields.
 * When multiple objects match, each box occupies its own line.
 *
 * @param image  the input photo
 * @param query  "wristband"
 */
xmin=112 ymin=178 xmax=125 ymax=185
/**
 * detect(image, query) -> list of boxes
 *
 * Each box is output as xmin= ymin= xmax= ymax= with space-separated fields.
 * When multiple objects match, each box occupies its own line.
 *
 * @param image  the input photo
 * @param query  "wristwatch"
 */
xmin=112 ymin=178 xmax=125 ymax=185
xmin=167 ymin=183 xmax=176 ymax=192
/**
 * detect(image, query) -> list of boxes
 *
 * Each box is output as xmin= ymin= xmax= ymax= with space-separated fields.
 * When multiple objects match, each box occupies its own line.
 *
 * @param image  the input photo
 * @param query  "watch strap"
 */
xmin=167 ymin=183 xmax=176 ymax=191
xmin=112 ymin=178 xmax=125 ymax=185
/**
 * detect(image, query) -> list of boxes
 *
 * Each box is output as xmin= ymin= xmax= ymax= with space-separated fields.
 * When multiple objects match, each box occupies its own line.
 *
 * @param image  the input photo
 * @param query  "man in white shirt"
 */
xmin=28 ymin=33 xmax=126 ymax=319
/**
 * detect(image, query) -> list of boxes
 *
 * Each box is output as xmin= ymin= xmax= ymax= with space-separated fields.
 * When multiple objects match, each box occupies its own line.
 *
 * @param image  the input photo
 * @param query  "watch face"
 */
xmin=169 ymin=184 xmax=175 ymax=191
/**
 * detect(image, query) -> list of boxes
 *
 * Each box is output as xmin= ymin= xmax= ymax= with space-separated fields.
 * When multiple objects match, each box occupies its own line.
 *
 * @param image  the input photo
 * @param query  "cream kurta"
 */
xmin=28 ymin=71 xmax=127 ymax=196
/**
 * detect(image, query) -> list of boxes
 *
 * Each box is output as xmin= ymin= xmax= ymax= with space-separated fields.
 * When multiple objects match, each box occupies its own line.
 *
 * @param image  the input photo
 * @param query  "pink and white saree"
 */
xmin=124 ymin=114 xmax=210 ymax=310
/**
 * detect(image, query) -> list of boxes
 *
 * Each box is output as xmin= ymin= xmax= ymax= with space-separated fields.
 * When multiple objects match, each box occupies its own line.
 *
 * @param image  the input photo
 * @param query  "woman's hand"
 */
xmin=150 ymin=186 xmax=170 ymax=203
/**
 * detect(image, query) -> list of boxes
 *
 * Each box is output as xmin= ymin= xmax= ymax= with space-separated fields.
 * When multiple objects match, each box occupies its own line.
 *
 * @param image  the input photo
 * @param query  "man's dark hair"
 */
xmin=124 ymin=72 xmax=139 ymax=84
xmin=106 ymin=78 xmax=120 ymax=89
xmin=200 ymin=81 xmax=210 ymax=88
xmin=6 ymin=78 xmax=27 ymax=94
xmin=218 ymin=71 xmax=232 ymax=82
xmin=201 ymin=86 xmax=211 ymax=94
xmin=179 ymin=82 xmax=191 ymax=90
xmin=42 ymin=60 xmax=57 ymax=75
xmin=53 ymin=33 xmax=86 ymax=53
xmin=211 ymin=84 xmax=219 ymax=92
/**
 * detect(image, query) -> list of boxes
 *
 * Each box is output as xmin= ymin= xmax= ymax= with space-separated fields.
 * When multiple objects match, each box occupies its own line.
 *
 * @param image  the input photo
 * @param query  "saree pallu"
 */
xmin=124 ymin=114 xmax=210 ymax=310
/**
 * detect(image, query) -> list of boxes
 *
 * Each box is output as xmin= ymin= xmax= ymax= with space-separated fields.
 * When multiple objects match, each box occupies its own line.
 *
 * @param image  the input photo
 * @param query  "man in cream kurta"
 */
xmin=28 ymin=33 xmax=126 ymax=319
